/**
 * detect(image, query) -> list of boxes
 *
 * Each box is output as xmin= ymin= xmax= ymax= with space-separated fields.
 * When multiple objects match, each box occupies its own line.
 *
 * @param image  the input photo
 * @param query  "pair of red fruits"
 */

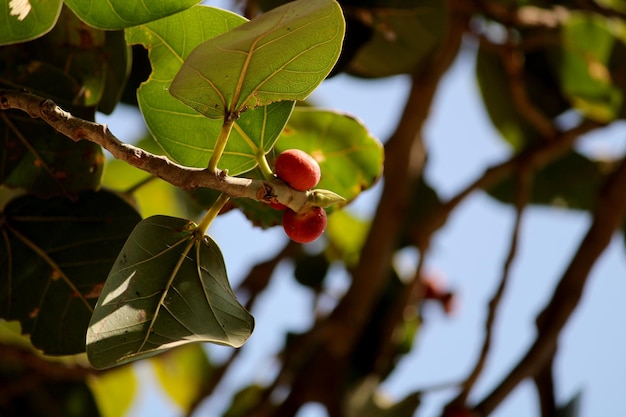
xmin=272 ymin=149 xmax=326 ymax=243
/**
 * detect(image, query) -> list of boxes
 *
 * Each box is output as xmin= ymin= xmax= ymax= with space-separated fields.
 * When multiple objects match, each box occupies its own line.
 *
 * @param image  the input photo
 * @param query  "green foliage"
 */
xmin=170 ymin=0 xmax=345 ymax=119
xmin=275 ymin=108 xmax=384 ymax=202
xmin=86 ymin=215 xmax=254 ymax=369
xmin=0 ymin=191 xmax=141 ymax=354
xmin=0 ymin=0 xmax=63 ymax=45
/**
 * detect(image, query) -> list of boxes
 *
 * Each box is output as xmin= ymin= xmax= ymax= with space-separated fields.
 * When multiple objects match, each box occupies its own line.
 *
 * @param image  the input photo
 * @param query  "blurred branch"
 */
xmin=454 ymin=165 xmax=532 ymax=407
xmin=534 ymin=352 xmax=557 ymax=417
xmin=474 ymin=153 xmax=626 ymax=415
xmin=500 ymin=47 xmax=557 ymax=140
xmin=0 ymin=344 xmax=99 ymax=403
xmin=0 ymin=90 xmax=311 ymax=212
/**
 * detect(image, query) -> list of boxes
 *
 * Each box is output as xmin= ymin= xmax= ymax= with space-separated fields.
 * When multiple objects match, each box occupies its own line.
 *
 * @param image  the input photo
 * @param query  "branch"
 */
xmin=474 ymin=153 xmax=626 ymax=416
xmin=0 ymin=90 xmax=311 ymax=212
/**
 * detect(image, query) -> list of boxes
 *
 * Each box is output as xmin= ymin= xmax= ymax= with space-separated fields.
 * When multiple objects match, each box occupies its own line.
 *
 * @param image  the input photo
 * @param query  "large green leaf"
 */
xmin=86 ymin=215 xmax=254 ymax=369
xmin=170 ymin=0 xmax=345 ymax=119
xmin=274 ymin=108 xmax=384 ymax=202
xmin=127 ymin=6 xmax=294 ymax=173
xmin=0 ymin=0 xmax=62 ymax=45
xmin=0 ymin=191 xmax=141 ymax=354
xmin=63 ymin=0 xmax=200 ymax=30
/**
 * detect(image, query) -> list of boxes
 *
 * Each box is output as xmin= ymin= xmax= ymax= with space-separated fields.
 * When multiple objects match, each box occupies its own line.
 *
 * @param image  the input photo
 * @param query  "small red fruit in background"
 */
xmin=275 ymin=149 xmax=321 ymax=191
xmin=282 ymin=206 xmax=327 ymax=243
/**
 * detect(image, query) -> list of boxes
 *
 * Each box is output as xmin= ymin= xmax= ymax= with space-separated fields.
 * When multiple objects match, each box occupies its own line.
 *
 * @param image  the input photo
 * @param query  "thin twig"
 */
xmin=475 ymin=154 xmax=626 ymax=416
xmin=455 ymin=164 xmax=532 ymax=406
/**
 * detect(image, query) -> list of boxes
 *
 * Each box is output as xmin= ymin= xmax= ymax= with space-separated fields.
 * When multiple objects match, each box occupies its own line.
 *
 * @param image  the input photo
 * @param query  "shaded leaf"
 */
xmin=0 ymin=190 xmax=141 ymax=355
xmin=294 ymin=251 xmax=330 ymax=291
xmin=127 ymin=6 xmax=294 ymax=174
xmin=0 ymin=378 xmax=101 ymax=417
xmin=346 ymin=0 xmax=447 ymax=77
xmin=86 ymin=215 xmax=254 ymax=369
xmin=87 ymin=364 xmax=138 ymax=417
xmin=0 ymin=0 xmax=62 ymax=45
xmin=274 ymin=108 xmax=384 ymax=203
xmin=151 ymin=344 xmax=212 ymax=412
xmin=487 ymin=151 xmax=605 ymax=211
xmin=476 ymin=44 xmax=568 ymax=149
xmin=170 ymin=0 xmax=345 ymax=119
xmin=63 ymin=0 xmax=200 ymax=30
xmin=0 ymin=115 xmax=103 ymax=198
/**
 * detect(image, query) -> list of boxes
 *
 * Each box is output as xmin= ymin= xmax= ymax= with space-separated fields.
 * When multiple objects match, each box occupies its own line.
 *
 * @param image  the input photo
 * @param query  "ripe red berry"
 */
xmin=282 ymin=206 xmax=327 ymax=243
xmin=274 ymin=149 xmax=321 ymax=191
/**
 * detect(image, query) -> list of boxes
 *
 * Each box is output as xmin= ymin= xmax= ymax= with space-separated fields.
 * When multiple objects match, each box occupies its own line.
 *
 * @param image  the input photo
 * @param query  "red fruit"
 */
xmin=282 ymin=206 xmax=327 ymax=243
xmin=275 ymin=149 xmax=321 ymax=191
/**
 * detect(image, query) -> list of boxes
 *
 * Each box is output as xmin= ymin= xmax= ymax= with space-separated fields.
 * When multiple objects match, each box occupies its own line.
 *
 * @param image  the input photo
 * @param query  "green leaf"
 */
xmin=63 ymin=0 xmax=200 ymax=30
xmin=556 ymin=12 xmax=623 ymax=122
xmin=170 ymin=0 xmax=345 ymax=119
xmin=0 ymin=190 xmax=142 ymax=354
xmin=0 ymin=0 xmax=62 ymax=45
xmin=325 ymin=210 xmax=370 ymax=267
xmin=346 ymin=0 xmax=446 ymax=77
xmin=86 ymin=215 xmax=254 ymax=369
xmin=127 ymin=6 xmax=294 ymax=173
xmin=487 ymin=151 xmax=605 ymax=211
xmin=151 ymin=344 xmax=212 ymax=412
xmin=274 ymin=108 xmax=384 ymax=202
xmin=87 ymin=364 xmax=138 ymax=417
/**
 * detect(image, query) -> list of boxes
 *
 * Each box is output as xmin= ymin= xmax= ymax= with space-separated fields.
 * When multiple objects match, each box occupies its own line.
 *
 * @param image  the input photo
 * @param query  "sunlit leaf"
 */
xmin=557 ymin=13 xmax=623 ymax=122
xmin=0 ymin=0 xmax=62 ymax=45
xmin=325 ymin=209 xmax=370 ymax=267
xmin=63 ymin=0 xmax=200 ymax=30
xmin=274 ymin=108 xmax=383 ymax=202
xmin=0 ymin=191 xmax=141 ymax=354
xmin=170 ymin=0 xmax=345 ymax=119
xmin=151 ymin=344 xmax=212 ymax=412
xmin=126 ymin=6 xmax=294 ymax=174
xmin=87 ymin=364 xmax=138 ymax=417
xmin=86 ymin=215 xmax=254 ymax=369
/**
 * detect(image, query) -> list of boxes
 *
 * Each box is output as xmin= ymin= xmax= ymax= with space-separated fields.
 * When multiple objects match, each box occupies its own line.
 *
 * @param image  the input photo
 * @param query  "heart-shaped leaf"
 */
xmin=0 ymin=191 xmax=141 ymax=354
xmin=86 ymin=215 xmax=254 ymax=369
xmin=0 ymin=0 xmax=62 ymax=45
xmin=63 ymin=0 xmax=200 ymax=30
xmin=126 ymin=6 xmax=294 ymax=173
xmin=170 ymin=0 xmax=345 ymax=119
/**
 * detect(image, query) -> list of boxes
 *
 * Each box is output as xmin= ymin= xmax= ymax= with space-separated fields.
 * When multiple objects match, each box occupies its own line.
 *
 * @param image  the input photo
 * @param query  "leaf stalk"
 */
xmin=208 ymin=116 xmax=235 ymax=173
xmin=196 ymin=192 xmax=231 ymax=236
